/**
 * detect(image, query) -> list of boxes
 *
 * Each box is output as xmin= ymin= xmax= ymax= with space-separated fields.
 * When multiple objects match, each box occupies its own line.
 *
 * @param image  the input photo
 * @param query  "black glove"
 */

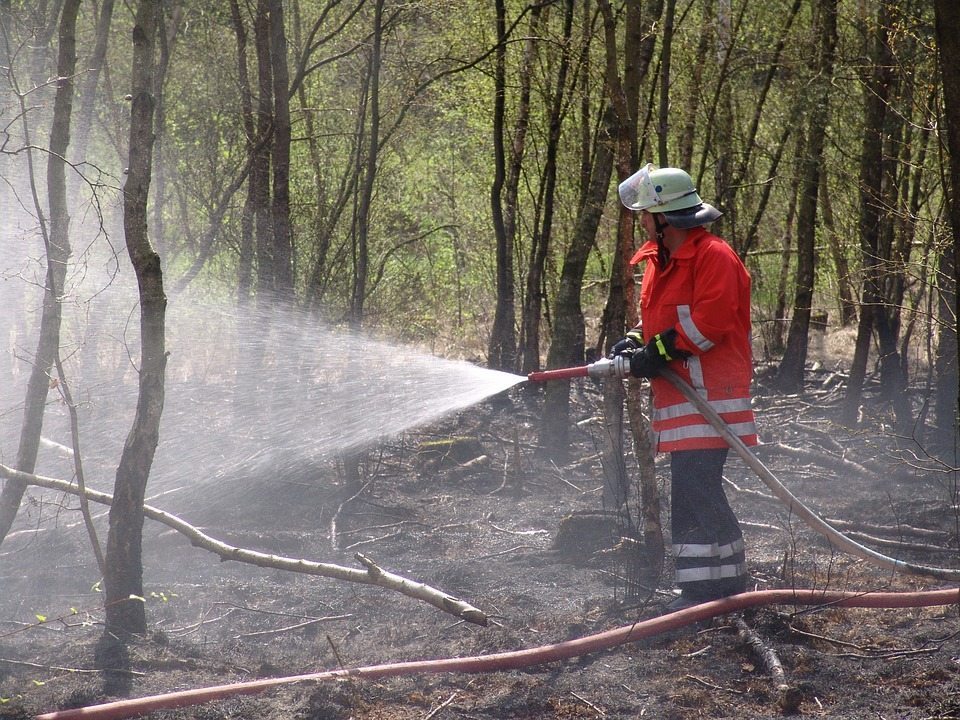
xmin=628 ymin=328 xmax=688 ymax=379
xmin=609 ymin=328 xmax=644 ymax=357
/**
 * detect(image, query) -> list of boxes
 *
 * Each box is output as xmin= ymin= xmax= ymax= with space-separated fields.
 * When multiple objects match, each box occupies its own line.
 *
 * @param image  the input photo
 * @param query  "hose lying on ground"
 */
xmin=34 ymin=587 xmax=959 ymax=720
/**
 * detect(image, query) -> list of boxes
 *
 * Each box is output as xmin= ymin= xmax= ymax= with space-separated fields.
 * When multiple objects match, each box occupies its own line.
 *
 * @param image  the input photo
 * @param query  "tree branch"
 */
xmin=0 ymin=463 xmax=488 ymax=626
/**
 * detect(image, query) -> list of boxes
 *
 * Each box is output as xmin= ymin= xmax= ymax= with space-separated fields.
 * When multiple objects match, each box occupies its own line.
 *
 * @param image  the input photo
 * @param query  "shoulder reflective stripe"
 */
xmin=654 ymin=397 xmax=754 ymax=422
xmin=677 ymin=305 xmax=714 ymax=351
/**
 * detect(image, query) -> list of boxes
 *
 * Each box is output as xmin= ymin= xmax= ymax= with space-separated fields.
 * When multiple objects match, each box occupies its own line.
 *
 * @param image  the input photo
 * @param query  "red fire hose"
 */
xmin=35 ymin=588 xmax=959 ymax=720
xmin=31 ymin=362 xmax=960 ymax=719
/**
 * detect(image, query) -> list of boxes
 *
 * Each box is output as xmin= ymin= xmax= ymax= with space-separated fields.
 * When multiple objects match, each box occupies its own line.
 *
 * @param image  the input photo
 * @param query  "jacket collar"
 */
xmin=629 ymin=226 xmax=710 ymax=266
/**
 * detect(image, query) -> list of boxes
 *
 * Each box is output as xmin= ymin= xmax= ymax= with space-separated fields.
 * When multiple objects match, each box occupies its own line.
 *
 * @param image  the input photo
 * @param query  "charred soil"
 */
xmin=2 ymin=371 xmax=960 ymax=719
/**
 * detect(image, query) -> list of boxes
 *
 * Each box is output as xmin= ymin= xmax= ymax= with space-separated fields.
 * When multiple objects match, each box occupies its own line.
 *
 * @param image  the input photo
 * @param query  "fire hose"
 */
xmin=528 ymin=357 xmax=960 ymax=582
xmin=30 ymin=358 xmax=960 ymax=720
xmin=33 ymin=587 xmax=960 ymax=720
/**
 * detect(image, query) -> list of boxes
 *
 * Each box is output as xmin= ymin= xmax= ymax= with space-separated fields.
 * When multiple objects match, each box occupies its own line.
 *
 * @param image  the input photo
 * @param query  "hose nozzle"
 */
xmin=526 ymin=355 xmax=631 ymax=383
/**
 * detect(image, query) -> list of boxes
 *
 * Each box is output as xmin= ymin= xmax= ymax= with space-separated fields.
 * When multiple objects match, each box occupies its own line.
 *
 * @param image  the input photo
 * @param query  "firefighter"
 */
xmin=612 ymin=163 xmax=757 ymax=611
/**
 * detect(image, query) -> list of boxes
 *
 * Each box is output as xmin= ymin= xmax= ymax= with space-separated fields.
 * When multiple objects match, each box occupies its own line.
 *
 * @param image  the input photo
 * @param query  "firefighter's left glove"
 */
xmin=628 ymin=328 xmax=688 ymax=379
xmin=609 ymin=328 xmax=644 ymax=358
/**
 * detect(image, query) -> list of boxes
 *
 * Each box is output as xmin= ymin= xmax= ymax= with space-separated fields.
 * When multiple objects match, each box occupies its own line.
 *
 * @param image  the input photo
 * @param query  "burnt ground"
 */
xmin=2 ymin=369 xmax=960 ymax=719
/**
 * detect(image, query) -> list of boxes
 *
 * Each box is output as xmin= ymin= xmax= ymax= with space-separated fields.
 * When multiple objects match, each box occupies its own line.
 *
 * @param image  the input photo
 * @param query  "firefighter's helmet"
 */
xmin=618 ymin=163 xmax=722 ymax=228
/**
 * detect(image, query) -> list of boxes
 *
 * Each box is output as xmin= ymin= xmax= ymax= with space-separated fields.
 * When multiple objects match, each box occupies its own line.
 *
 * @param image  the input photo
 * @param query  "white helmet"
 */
xmin=618 ymin=163 xmax=722 ymax=228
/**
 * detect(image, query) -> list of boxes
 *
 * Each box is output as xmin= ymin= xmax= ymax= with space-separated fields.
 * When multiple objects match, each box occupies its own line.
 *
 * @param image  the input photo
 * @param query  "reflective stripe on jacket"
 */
xmin=632 ymin=227 xmax=758 ymax=452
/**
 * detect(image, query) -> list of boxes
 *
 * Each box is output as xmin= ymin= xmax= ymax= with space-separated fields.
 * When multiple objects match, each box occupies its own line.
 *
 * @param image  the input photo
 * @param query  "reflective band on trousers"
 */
xmin=675 ymin=561 xmax=748 ymax=582
xmin=673 ymin=538 xmax=746 ymax=583
xmin=673 ymin=538 xmax=745 ymax=559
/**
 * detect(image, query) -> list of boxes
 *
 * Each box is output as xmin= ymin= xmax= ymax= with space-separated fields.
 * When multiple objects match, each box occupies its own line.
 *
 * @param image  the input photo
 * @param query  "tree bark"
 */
xmin=102 ymin=0 xmax=166 ymax=638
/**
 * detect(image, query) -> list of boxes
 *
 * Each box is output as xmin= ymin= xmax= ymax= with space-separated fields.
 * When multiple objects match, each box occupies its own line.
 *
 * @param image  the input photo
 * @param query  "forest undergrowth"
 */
xmin=1 ymin=360 xmax=959 ymax=719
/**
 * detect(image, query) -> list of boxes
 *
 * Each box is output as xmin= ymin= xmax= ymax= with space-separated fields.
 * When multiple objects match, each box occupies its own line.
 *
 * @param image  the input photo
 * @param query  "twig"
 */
xmin=422 ymin=690 xmax=460 ymax=720
xmin=234 ymin=614 xmax=353 ymax=640
xmin=165 ymin=609 xmax=237 ymax=637
xmin=475 ymin=544 xmax=540 ymax=560
xmin=0 ymin=657 xmax=144 ymax=676
xmin=326 ymin=634 xmax=346 ymax=670
xmin=331 ymin=481 xmax=371 ymax=549
xmin=788 ymin=623 xmax=959 ymax=660
xmin=52 ymin=353 xmax=105 ymax=575
xmin=685 ymin=674 xmax=743 ymax=694
xmin=342 ymin=529 xmax=403 ymax=550
xmin=488 ymin=523 xmax=549 ymax=536
xmin=569 ymin=690 xmax=605 ymax=716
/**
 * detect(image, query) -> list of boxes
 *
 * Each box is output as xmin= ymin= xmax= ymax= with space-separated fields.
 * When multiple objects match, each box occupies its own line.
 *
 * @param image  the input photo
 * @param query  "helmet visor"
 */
xmin=618 ymin=163 xmax=660 ymax=211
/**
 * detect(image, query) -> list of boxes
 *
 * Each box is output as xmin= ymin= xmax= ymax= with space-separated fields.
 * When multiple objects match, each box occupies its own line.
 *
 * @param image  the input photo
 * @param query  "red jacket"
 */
xmin=631 ymin=227 xmax=757 ymax=452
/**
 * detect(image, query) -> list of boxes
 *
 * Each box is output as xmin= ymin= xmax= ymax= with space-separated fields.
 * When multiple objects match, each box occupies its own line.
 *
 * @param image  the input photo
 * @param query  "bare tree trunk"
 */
xmin=656 ymin=0 xmax=675 ymax=166
xmin=677 ymin=3 xmax=711 ymax=171
xmin=488 ymin=0 xmax=538 ymax=370
xmin=541 ymin=109 xmax=615 ymax=459
xmin=230 ymin=0 xmax=257 ymax=307
xmin=843 ymin=3 xmax=895 ymax=424
xmin=270 ymin=0 xmax=294 ymax=300
xmin=776 ymin=0 xmax=837 ymax=393
xmin=0 ymin=0 xmax=80 ymax=545
xmin=102 ymin=0 xmax=166 ymax=638
xmin=934 ymin=0 xmax=960 ymax=450
xmin=819 ymin=169 xmax=857 ymax=326
xmin=349 ymin=0 xmax=384 ymax=328
xmin=150 ymin=4 xmax=183 ymax=257
xmin=70 ymin=0 xmax=115 ymax=172
xmin=728 ymin=0 xmax=802 ymax=254
xmin=520 ymin=2 xmax=573 ymax=377
xmin=254 ymin=0 xmax=275 ymax=302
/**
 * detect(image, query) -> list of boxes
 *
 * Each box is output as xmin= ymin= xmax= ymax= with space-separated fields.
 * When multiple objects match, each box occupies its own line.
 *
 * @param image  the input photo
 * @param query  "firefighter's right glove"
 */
xmin=609 ymin=328 xmax=644 ymax=358
xmin=628 ymin=328 xmax=687 ymax=379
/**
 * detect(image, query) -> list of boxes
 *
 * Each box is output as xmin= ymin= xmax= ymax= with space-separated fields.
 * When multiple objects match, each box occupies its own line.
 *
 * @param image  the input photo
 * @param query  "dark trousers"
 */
xmin=670 ymin=448 xmax=747 ymax=598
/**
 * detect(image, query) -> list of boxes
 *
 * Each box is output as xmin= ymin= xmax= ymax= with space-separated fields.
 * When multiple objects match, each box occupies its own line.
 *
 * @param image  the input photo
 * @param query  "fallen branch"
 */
xmin=0 ymin=463 xmax=488 ymax=626
xmin=733 ymin=616 xmax=798 ymax=713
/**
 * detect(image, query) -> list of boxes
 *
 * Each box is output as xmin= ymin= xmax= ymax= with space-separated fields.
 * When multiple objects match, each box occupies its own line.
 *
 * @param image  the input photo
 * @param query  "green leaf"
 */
xmin=35 ymin=614 xmax=46 ymax=623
